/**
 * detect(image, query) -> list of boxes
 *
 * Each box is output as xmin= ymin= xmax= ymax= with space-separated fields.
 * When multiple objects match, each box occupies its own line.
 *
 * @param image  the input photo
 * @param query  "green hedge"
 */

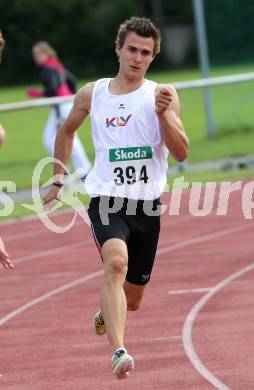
xmin=205 ymin=0 xmax=254 ymax=65
xmin=0 ymin=0 xmax=194 ymax=85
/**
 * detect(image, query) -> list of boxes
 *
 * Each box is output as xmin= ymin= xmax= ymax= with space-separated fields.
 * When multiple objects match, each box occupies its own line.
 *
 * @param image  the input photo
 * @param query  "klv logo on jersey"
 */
xmin=106 ymin=114 xmax=132 ymax=128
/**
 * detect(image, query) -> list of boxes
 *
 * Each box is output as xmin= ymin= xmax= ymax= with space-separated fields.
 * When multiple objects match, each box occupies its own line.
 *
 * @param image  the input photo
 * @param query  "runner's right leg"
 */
xmin=100 ymin=238 xmax=134 ymax=377
xmin=94 ymin=281 xmax=146 ymax=336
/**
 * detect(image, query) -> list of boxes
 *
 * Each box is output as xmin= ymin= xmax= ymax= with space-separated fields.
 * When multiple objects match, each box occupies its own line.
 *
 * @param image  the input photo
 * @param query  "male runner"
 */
xmin=0 ymin=32 xmax=13 ymax=269
xmin=44 ymin=17 xmax=189 ymax=378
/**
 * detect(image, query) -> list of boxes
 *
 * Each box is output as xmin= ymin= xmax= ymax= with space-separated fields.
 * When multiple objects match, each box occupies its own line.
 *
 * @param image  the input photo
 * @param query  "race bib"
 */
xmin=109 ymin=146 xmax=153 ymax=190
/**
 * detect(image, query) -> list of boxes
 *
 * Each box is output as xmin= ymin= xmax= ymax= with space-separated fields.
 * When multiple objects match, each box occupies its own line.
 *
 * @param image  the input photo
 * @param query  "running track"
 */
xmin=0 ymin=185 xmax=254 ymax=389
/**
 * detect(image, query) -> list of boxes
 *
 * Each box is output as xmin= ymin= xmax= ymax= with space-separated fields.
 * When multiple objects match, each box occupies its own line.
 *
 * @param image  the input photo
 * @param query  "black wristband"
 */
xmin=53 ymin=181 xmax=63 ymax=188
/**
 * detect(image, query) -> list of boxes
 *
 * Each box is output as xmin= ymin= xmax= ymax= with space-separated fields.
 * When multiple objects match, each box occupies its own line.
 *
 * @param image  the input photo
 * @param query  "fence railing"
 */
xmin=1 ymin=72 xmax=254 ymax=113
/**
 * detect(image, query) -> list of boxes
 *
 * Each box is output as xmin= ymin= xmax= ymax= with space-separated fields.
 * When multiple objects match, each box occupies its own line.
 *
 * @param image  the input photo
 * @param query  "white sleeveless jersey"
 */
xmin=85 ymin=78 xmax=169 ymax=200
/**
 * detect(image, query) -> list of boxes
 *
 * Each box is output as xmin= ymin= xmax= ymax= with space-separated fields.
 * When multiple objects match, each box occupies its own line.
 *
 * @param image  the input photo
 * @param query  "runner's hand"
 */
xmin=43 ymin=185 xmax=62 ymax=205
xmin=155 ymin=86 xmax=173 ymax=116
xmin=0 ymin=238 xmax=14 ymax=269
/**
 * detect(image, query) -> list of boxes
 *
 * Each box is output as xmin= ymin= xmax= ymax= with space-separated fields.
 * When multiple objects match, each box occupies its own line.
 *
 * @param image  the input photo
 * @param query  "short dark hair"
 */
xmin=116 ymin=17 xmax=161 ymax=55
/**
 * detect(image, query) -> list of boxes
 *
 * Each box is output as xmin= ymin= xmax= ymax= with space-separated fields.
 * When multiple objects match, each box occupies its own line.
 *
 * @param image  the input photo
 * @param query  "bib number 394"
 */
xmin=113 ymin=165 xmax=148 ymax=186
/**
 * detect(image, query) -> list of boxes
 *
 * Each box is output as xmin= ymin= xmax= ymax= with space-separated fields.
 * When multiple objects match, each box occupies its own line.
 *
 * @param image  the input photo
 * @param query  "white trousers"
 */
xmin=43 ymin=102 xmax=91 ymax=176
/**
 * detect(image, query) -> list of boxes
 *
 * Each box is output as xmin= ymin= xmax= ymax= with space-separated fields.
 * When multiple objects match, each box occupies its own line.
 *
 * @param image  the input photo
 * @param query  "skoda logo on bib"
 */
xmin=109 ymin=146 xmax=152 ymax=162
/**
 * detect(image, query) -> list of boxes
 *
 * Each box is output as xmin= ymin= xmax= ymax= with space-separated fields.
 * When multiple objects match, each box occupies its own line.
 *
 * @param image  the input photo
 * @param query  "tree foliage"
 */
xmin=0 ymin=0 xmax=193 ymax=85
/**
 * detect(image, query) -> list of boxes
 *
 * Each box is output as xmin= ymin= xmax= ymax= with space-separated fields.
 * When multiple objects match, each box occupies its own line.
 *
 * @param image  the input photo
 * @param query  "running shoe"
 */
xmin=94 ymin=310 xmax=107 ymax=336
xmin=112 ymin=348 xmax=134 ymax=377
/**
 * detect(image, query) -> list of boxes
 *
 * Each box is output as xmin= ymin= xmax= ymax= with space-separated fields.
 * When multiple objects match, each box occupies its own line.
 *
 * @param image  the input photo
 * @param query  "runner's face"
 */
xmin=116 ymin=32 xmax=155 ymax=80
xmin=33 ymin=47 xmax=48 ymax=66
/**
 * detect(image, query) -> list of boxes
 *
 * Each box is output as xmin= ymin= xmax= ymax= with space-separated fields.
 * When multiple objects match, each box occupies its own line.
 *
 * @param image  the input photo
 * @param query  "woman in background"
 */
xmin=27 ymin=41 xmax=91 ymax=179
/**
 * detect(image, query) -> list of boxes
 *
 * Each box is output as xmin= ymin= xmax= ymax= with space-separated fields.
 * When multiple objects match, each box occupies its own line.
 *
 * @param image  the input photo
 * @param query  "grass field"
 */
xmin=0 ymin=64 xmax=254 ymax=195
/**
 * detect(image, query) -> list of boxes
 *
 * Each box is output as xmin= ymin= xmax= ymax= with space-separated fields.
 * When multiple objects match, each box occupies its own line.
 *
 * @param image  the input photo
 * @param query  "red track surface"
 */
xmin=0 ymin=186 xmax=254 ymax=389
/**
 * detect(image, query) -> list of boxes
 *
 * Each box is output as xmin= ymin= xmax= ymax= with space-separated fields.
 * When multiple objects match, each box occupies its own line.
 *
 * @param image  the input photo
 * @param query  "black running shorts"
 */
xmin=88 ymin=196 xmax=161 ymax=285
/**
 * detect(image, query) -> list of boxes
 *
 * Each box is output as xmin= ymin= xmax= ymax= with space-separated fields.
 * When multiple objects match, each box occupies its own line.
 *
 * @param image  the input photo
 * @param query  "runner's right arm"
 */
xmin=43 ymin=82 xmax=94 ymax=204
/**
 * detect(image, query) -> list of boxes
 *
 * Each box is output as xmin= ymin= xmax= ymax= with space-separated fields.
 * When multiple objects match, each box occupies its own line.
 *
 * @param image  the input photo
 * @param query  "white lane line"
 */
xmin=2 ymin=218 xmax=198 ymax=273
xmin=157 ymin=223 xmax=252 ymax=255
xmin=153 ymin=336 xmax=182 ymax=341
xmin=41 ymin=271 xmax=75 ymax=278
xmin=0 ymin=206 xmax=76 ymax=226
xmin=169 ymin=288 xmax=212 ymax=295
xmin=3 ymin=220 xmax=251 ymax=271
xmin=182 ymin=261 xmax=254 ymax=390
xmin=0 ymin=221 xmax=252 ymax=330
xmin=12 ymin=239 xmax=93 ymax=266
xmin=2 ymin=212 xmax=192 ymax=242
xmin=0 ymin=270 xmax=104 ymax=327
xmin=73 ymin=335 xmax=182 ymax=348
xmin=3 ymin=219 xmax=85 ymax=243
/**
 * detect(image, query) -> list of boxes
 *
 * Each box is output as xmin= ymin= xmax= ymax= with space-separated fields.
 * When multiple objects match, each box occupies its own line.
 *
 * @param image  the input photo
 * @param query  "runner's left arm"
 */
xmin=155 ymin=84 xmax=189 ymax=162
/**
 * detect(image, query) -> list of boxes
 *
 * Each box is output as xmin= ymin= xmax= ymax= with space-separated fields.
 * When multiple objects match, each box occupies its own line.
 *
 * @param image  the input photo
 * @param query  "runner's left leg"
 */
xmin=100 ymin=238 xmax=128 ymax=353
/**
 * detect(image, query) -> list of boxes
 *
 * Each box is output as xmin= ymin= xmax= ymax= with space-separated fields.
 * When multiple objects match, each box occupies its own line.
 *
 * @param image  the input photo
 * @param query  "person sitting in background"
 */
xmin=0 ymin=31 xmax=14 ymax=269
xmin=27 ymin=41 xmax=91 ymax=179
